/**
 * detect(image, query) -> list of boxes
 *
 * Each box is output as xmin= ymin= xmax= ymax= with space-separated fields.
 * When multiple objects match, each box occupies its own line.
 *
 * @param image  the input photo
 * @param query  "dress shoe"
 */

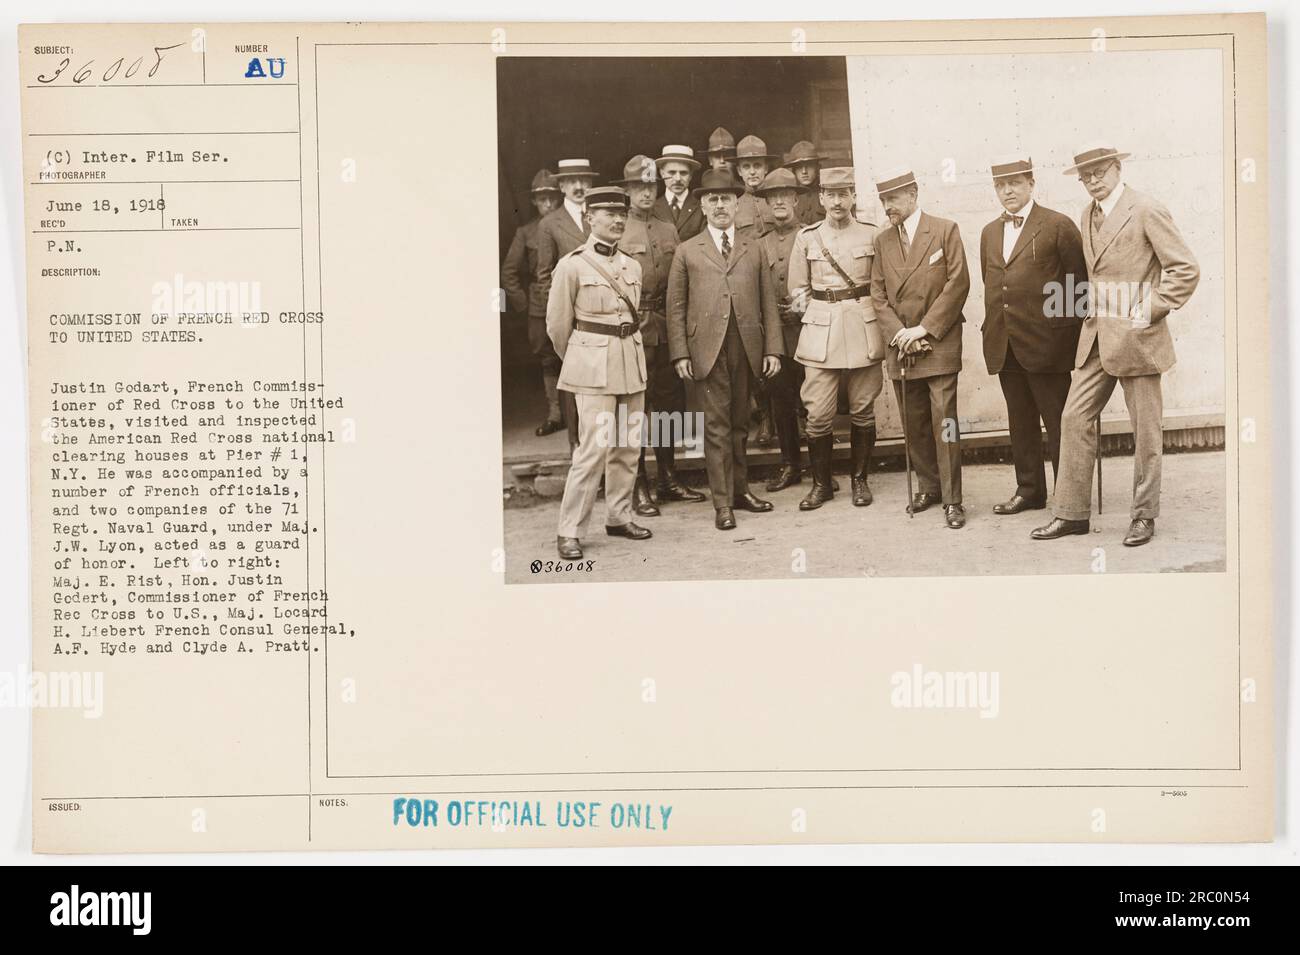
xmin=1030 ymin=517 xmax=1090 ymax=540
xmin=799 ymin=433 xmax=835 ymax=511
xmin=535 ymin=419 xmax=564 ymax=437
xmin=714 ymin=507 xmax=736 ymax=530
xmin=992 ymin=494 xmax=1046 ymax=515
xmin=605 ymin=522 xmax=652 ymax=541
xmin=766 ymin=463 xmax=802 ymax=492
xmin=1122 ymin=518 xmax=1156 ymax=547
xmin=556 ymin=536 xmax=583 ymax=559
xmin=907 ymin=492 xmax=941 ymax=514
xmin=733 ymin=491 xmax=774 ymax=513
xmin=944 ymin=503 xmax=966 ymax=529
xmin=632 ymin=474 xmax=660 ymax=517
xmin=656 ymin=471 xmax=706 ymax=503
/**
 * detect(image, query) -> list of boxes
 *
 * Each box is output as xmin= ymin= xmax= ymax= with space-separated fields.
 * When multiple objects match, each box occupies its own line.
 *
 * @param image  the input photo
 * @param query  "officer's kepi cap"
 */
xmin=584 ymin=186 xmax=630 ymax=210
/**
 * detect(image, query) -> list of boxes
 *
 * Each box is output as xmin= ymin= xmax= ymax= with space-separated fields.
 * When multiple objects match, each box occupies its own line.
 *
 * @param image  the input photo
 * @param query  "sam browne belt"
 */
xmin=575 ymin=319 xmax=637 ymax=338
xmin=811 ymin=284 xmax=870 ymax=302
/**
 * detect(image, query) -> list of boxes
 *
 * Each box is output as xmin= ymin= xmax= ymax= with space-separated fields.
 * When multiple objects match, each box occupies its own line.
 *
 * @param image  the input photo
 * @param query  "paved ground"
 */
xmin=504 ymin=451 xmax=1227 ymax=583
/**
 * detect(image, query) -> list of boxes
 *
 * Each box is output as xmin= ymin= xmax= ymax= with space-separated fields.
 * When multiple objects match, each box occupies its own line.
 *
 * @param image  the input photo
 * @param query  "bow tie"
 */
xmin=593 ymin=241 xmax=617 ymax=257
xmin=1000 ymin=212 xmax=1024 ymax=227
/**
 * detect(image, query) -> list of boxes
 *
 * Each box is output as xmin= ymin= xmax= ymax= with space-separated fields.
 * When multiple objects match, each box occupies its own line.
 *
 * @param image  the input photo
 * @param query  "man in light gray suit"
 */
xmin=667 ymin=168 xmax=784 ymax=531
xmin=1032 ymin=144 xmax=1200 ymax=547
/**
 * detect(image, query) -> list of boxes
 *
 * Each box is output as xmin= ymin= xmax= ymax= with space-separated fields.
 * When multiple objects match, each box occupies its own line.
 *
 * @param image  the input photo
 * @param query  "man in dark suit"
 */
xmin=651 ymin=145 xmax=705 ymax=241
xmin=1032 ymin=143 xmax=1200 ymax=547
xmin=535 ymin=158 xmax=599 ymax=450
xmin=502 ymin=169 xmax=563 ymax=435
xmin=667 ymin=168 xmax=784 ymax=530
xmin=978 ymin=155 xmax=1085 ymax=514
xmin=869 ymin=167 xmax=971 ymax=529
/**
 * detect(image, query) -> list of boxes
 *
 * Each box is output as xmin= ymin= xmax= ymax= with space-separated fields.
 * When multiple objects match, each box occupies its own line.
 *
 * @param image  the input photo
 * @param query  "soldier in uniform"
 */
xmin=547 ymin=186 xmax=653 ymax=560
xmin=870 ymin=167 xmax=972 ymax=530
xmin=756 ymin=168 xmax=810 ymax=491
xmin=501 ymin=169 xmax=564 ymax=435
xmin=535 ymin=158 xmax=600 ymax=450
xmin=651 ymin=145 xmax=705 ymax=240
xmin=705 ymin=126 xmax=737 ymax=174
xmin=787 ymin=167 xmax=885 ymax=510
xmin=733 ymin=135 xmax=777 ymax=237
xmin=615 ymin=155 xmax=706 ymax=515
xmin=783 ymin=141 xmax=826 ymax=226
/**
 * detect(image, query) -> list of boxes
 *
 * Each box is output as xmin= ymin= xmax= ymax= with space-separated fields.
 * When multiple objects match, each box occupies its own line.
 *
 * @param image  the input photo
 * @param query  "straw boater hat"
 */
xmin=706 ymin=127 xmax=737 ymax=157
xmin=529 ymin=169 xmax=561 ymax=194
xmin=614 ymin=155 xmax=659 ymax=186
xmin=654 ymin=144 xmax=700 ymax=171
xmin=554 ymin=158 xmax=599 ymax=181
xmin=1062 ymin=143 xmax=1130 ymax=176
xmin=692 ymin=167 xmax=747 ymax=198
xmin=782 ymin=140 xmax=827 ymax=168
xmin=874 ymin=165 xmax=918 ymax=196
xmin=754 ymin=168 xmax=807 ymax=196
xmin=734 ymin=135 xmax=779 ymax=165
xmin=583 ymin=186 xmax=630 ymax=210
xmin=989 ymin=154 xmax=1034 ymax=180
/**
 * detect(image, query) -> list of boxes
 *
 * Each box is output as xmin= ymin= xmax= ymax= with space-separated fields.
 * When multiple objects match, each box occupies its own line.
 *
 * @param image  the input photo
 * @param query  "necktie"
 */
xmin=1091 ymin=202 xmax=1106 ymax=234
xmin=720 ymin=231 xmax=731 ymax=261
xmin=670 ymin=196 xmax=681 ymax=219
xmin=898 ymin=223 xmax=910 ymax=260
xmin=1000 ymin=212 xmax=1024 ymax=227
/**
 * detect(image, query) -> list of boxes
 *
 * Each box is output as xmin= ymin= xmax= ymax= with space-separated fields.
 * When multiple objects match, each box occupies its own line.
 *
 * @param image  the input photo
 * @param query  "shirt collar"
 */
xmin=564 ymin=197 xmax=585 ymax=225
xmin=1005 ymin=198 xmax=1035 ymax=225
xmin=1098 ymin=182 xmax=1126 ymax=218
xmin=707 ymin=223 xmax=735 ymax=249
xmin=901 ymin=207 xmax=922 ymax=239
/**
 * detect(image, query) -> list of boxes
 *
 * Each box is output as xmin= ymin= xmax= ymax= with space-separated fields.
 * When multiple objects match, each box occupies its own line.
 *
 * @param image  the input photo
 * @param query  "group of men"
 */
xmin=502 ymin=128 xmax=1200 ymax=560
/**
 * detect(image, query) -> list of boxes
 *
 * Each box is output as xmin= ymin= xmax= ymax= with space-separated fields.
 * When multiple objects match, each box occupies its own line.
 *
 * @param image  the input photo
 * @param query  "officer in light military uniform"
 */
xmin=615 ymin=154 xmax=706 ymax=515
xmin=546 ymin=186 xmax=654 ymax=560
xmin=501 ymin=169 xmax=563 ymax=434
xmin=787 ymin=166 xmax=885 ymax=511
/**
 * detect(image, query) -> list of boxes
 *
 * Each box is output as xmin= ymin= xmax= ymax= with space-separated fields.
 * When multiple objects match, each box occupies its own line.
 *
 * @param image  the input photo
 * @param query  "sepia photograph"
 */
xmin=498 ymin=50 xmax=1227 ymax=583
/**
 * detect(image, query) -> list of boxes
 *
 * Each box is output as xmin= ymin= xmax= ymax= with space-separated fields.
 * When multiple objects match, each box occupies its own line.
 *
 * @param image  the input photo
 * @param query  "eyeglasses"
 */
xmin=1077 ymin=161 xmax=1115 ymax=183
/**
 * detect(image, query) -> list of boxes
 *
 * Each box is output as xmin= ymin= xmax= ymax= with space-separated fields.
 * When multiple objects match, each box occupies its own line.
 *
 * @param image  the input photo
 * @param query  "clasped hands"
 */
xmin=890 ymin=325 xmax=932 ymax=356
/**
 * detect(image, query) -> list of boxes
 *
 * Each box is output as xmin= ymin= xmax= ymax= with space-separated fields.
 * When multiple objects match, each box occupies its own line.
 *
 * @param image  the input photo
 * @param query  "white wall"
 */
xmin=847 ymin=48 xmax=1226 ymax=438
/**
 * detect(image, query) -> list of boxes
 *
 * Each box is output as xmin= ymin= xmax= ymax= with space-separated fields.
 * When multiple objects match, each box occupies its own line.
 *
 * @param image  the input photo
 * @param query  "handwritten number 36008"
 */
xmin=37 ymin=43 xmax=186 ymax=85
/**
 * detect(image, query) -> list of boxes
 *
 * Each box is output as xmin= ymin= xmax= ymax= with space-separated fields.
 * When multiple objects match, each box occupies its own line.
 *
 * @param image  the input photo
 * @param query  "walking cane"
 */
xmin=1094 ymin=414 xmax=1103 ymax=514
xmin=899 ymin=349 xmax=915 ymax=518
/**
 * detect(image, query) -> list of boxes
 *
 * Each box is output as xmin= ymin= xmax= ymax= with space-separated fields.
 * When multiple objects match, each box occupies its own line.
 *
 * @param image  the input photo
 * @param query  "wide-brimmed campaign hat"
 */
xmin=654 ymin=144 xmax=700 ymax=171
xmin=706 ymin=127 xmax=737 ymax=157
xmin=990 ymin=154 xmax=1034 ymax=180
xmin=614 ymin=155 xmax=660 ymax=186
xmin=755 ymin=168 xmax=807 ymax=196
xmin=734 ymin=135 xmax=778 ymax=164
xmin=782 ymin=140 xmax=827 ymax=168
xmin=555 ymin=158 xmax=599 ymax=180
xmin=584 ymin=186 xmax=630 ymax=210
xmin=529 ymin=169 xmax=561 ymax=194
xmin=875 ymin=166 xmax=918 ymax=196
xmin=1062 ymin=143 xmax=1131 ymax=176
xmin=692 ymin=167 xmax=747 ymax=198
xmin=818 ymin=167 xmax=857 ymax=191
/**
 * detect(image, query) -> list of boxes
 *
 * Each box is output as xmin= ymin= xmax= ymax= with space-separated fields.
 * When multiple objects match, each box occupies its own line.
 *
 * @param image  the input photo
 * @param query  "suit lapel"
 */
xmin=897 ymin=213 xmax=936 ymax=292
xmin=697 ymin=231 xmax=726 ymax=272
xmin=987 ymin=220 xmax=1007 ymax=269
xmin=726 ymin=233 xmax=752 ymax=274
xmin=1091 ymin=188 xmax=1133 ymax=266
xmin=1004 ymin=204 xmax=1042 ymax=267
